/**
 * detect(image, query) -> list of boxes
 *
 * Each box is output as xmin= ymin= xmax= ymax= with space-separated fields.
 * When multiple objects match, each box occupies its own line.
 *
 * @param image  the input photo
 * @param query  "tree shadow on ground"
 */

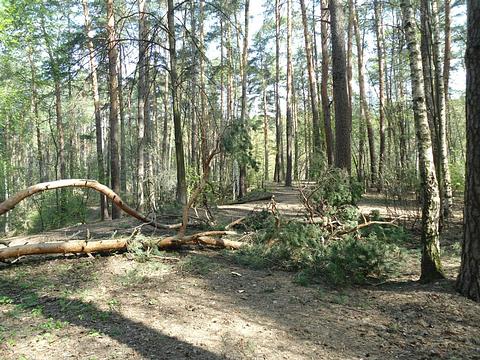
xmin=0 ymin=262 xmax=224 ymax=360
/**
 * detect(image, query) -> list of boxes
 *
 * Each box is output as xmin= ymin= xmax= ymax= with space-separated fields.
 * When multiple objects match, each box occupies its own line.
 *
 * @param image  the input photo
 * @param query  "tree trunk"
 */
xmin=320 ymin=0 xmax=334 ymax=167
xmin=401 ymin=0 xmax=444 ymax=282
xmin=27 ymin=49 xmax=45 ymax=184
xmin=82 ymin=0 xmax=109 ymax=220
xmin=285 ymin=0 xmax=294 ymax=186
xmin=238 ymin=0 xmax=250 ymax=198
xmin=330 ymin=0 xmax=352 ymax=172
xmin=352 ymin=0 xmax=377 ymax=185
xmin=374 ymin=0 xmax=386 ymax=189
xmin=136 ymin=0 xmax=147 ymax=211
xmin=299 ymin=0 xmax=322 ymax=175
xmin=431 ymin=0 xmax=453 ymax=218
xmin=106 ymin=0 xmax=121 ymax=219
xmin=167 ymin=0 xmax=187 ymax=205
xmin=274 ymin=0 xmax=284 ymax=182
xmin=456 ymin=0 xmax=480 ymax=301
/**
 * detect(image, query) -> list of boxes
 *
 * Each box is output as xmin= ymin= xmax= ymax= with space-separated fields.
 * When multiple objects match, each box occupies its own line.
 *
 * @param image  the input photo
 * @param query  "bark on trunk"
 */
xmin=82 ymin=0 xmax=109 ymax=220
xmin=402 ymin=0 xmax=444 ymax=282
xmin=0 ymin=230 xmax=243 ymax=261
xmin=285 ymin=0 xmax=294 ymax=186
xmin=374 ymin=0 xmax=386 ymax=189
xmin=300 ymin=0 xmax=323 ymax=173
xmin=137 ymin=0 xmax=147 ymax=211
xmin=274 ymin=0 xmax=284 ymax=182
xmin=106 ymin=0 xmax=122 ymax=218
xmin=352 ymin=1 xmax=377 ymax=186
xmin=330 ymin=0 xmax=352 ymax=172
xmin=456 ymin=0 xmax=480 ymax=301
xmin=167 ymin=0 xmax=187 ymax=204
xmin=238 ymin=0 xmax=250 ymax=198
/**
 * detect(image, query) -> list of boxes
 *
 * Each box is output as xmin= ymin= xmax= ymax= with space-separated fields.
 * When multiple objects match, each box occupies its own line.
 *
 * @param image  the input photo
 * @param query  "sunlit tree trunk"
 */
xmin=167 ymin=0 xmax=187 ymax=204
xmin=238 ymin=0 xmax=250 ymax=198
xmin=285 ymin=0 xmax=294 ymax=186
xmin=106 ymin=0 xmax=122 ymax=218
xmin=330 ymin=0 xmax=352 ymax=172
xmin=82 ymin=0 xmax=109 ymax=219
xmin=299 ymin=0 xmax=322 ymax=175
xmin=402 ymin=0 xmax=444 ymax=282
xmin=374 ymin=0 xmax=386 ymax=189
xmin=431 ymin=0 xmax=453 ymax=218
xmin=320 ymin=0 xmax=334 ymax=167
xmin=137 ymin=0 xmax=147 ymax=211
xmin=457 ymin=0 xmax=480 ymax=301
xmin=352 ymin=0 xmax=377 ymax=186
xmin=274 ymin=0 xmax=284 ymax=182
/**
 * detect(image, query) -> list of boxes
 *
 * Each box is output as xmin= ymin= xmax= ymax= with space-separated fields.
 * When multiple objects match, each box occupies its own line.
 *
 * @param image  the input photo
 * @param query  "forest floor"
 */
xmin=1 ymin=185 xmax=479 ymax=360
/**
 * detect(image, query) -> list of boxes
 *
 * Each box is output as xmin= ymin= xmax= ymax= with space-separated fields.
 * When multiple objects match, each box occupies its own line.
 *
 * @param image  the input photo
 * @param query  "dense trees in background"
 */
xmin=0 ymin=1 xmax=470 ymax=287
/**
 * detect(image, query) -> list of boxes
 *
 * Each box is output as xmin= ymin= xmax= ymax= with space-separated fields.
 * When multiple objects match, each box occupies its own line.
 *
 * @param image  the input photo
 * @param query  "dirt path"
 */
xmin=0 ymin=186 xmax=478 ymax=360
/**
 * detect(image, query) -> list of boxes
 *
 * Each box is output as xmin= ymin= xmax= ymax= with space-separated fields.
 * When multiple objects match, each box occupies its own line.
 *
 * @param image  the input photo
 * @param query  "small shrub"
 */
xmin=313 ymin=234 xmax=404 ymax=285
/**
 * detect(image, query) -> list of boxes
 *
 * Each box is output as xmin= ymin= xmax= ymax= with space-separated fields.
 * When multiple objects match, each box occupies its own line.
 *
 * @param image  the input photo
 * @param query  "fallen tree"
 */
xmin=0 ymin=230 xmax=243 ymax=261
xmin=0 ymin=179 xmax=180 ymax=229
xmin=0 ymin=179 xmax=244 ymax=261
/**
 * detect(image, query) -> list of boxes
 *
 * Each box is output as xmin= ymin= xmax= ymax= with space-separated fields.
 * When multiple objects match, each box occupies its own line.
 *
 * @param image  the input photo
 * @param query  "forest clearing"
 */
xmin=1 ymin=185 xmax=480 ymax=360
xmin=0 ymin=0 xmax=479 ymax=358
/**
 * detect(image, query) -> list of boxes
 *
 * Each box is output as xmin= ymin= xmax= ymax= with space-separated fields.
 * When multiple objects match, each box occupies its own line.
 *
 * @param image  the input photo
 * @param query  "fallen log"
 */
xmin=0 ymin=179 xmax=180 ymax=230
xmin=0 ymin=230 xmax=244 ymax=261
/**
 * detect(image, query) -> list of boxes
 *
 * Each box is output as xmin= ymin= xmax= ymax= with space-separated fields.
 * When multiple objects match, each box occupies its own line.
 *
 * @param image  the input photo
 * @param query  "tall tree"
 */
xmin=106 ymin=0 xmax=122 ymax=218
xmin=273 ymin=0 xmax=284 ymax=182
xmin=374 ymin=0 xmax=386 ymax=188
xmin=456 ymin=0 xmax=480 ymax=301
xmin=320 ymin=0 xmax=334 ymax=166
xmin=300 ymin=0 xmax=323 ymax=173
xmin=401 ymin=0 xmax=444 ymax=282
xmin=167 ymin=0 xmax=187 ymax=204
xmin=137 ymin=0 xmax=147 ymax=211
xmin=352 ymin=0 xmax=377 ymax=185
xmin=330 ymin=0 xmax=352 ymax=172
xmin=285 ymin=0 xmax=294 ymax=186
xmin=82 ymin=0 xmax=109 ymax=220
xmin=238 ymin=0 xmax=250 ymax=198
xmin=431 ymin=0 xmax=453 ymax=218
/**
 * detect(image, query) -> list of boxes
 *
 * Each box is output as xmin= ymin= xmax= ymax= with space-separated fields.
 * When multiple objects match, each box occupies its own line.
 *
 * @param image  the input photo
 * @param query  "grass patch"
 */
xmin=180 ymin=255 xmax=219 ymax=275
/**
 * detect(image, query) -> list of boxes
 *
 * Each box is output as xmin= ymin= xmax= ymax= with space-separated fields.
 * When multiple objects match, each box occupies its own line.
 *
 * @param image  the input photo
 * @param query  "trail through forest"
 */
xmin=1 ymin=186 xmax=478 ymax=359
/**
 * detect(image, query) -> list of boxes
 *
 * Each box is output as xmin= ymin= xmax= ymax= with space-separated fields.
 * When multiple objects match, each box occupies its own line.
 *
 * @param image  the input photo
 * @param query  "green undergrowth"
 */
xmin=231 ymin=172 xmax=408 ymax=286
xmin=233 ymin=212 xmax=407 ymax=286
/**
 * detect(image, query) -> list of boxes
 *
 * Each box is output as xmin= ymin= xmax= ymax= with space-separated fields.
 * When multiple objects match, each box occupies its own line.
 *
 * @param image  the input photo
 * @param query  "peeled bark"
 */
xmin=0 ymin=230 xmax=243 ymax=261
xmin=0 ymin=180 xmax=178 ymax=230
